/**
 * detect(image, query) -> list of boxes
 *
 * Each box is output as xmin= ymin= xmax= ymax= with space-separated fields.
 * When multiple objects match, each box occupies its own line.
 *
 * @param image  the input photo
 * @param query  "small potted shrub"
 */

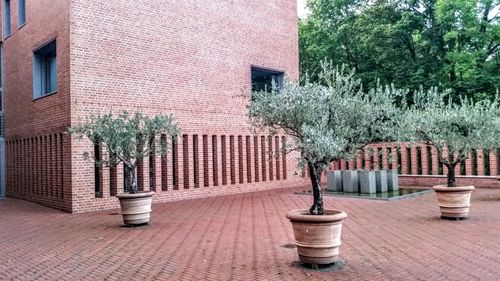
xmin=248 ymin=62 xmax=401 ymax=265
xmin=401 ymin=89 xmax=499 ymax=219
xmin=71 ymin=112 xmax=179 ymax=225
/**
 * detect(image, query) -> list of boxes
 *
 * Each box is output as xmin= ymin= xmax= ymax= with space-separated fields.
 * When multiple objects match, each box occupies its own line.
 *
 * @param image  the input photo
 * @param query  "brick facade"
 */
xmin=2 ymin=0 xmax=303 ymax=212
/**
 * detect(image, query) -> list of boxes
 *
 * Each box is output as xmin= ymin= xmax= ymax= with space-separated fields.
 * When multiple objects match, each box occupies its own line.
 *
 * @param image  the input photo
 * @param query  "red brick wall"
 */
xmin=67 ymin=0 xmax=301 ymax=212
xmin=3 ymin=0 xmax=72 ymax=210
xmin=3 ymin=0 xmax=303 ymax=213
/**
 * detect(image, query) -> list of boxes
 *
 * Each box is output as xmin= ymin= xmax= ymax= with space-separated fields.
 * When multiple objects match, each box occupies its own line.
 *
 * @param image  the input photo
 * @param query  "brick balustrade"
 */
xmin=332 ymin=143 xmax=500 ymax=188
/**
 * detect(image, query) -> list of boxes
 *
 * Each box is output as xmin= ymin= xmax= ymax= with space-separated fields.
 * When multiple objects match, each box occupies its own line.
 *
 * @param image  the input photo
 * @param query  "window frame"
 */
xmin=33 ymin=39 xmax=57 ymax=100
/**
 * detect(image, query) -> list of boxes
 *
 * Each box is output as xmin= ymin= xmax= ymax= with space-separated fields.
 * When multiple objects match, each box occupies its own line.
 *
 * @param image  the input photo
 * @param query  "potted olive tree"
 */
xmin=70 ymin=112 xmax=179 ymax=226
xmin=248 ymin=63 xmax=401 ymax=265
xmin=401 ymin=89 xmax=499 ymax=219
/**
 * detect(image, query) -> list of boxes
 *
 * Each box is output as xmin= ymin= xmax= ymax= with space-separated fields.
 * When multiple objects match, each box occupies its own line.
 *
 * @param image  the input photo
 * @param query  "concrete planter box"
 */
xmin=327 ymin=171 xmax=343 ymax=192
xmin=376 ymin=170 xmax=388 ymax=193
xmin=359 ymin=171 xmax=376 ymax=194
xmin=342 ymin=170 xmax=359 ymax=193
xmin=387 ymin=171 xmax=399 ymax=191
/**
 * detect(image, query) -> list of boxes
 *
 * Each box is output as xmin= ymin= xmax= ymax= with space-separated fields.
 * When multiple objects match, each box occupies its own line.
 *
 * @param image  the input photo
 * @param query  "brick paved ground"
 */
xmin=1 ymin=186 xmax=500 ymax=281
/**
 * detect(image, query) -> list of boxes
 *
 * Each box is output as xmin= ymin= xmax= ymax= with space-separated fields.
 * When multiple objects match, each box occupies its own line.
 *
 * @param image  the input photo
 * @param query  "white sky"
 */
xmin=297 ymin=0 xmax=309 ymax=18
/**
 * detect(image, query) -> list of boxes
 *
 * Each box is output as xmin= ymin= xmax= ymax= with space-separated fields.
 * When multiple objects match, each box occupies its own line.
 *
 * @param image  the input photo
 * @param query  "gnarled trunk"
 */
xmin=125 ymin=164 xmax=139 ymax=194
xmin=308 ymin=161 xmax=324 ymax=215
xmin=445 ymin=162 xmax=457 ymax=188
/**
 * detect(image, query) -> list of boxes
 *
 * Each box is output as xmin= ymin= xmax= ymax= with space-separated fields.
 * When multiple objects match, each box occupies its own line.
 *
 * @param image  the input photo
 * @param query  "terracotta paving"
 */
xmin=1 ymin=186 xmax=500 ymax=281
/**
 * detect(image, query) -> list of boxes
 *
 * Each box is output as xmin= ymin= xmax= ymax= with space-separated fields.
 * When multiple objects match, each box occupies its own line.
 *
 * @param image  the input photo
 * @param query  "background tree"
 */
xmin=300 ymin=0 xmax=499 ymax=100
xmin=248 ymin=62 xmax=402 ymax=215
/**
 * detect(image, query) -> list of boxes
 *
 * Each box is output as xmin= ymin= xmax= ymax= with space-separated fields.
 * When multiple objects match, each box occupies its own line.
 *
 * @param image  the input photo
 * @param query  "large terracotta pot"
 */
xmin=432 ymin=185 xmax=474 ymax=219
xmin=116 ymin=191 xmax=155 ymax=226
xmin=286 ymin=209 xmax=347 ymax=265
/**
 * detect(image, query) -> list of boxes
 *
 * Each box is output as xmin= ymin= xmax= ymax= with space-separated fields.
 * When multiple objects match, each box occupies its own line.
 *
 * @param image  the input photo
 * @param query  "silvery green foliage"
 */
xmin=248 ymin=62 xmax=404 ymax=172
xmin=70 ymin=112 xmax=180 ymax=193
xmin=400 ymin=88 xmax=500 ymax=186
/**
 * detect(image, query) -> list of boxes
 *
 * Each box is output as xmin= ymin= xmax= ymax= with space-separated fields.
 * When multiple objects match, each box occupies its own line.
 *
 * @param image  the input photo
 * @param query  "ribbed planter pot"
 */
xmin=432 ymin=185 xmax=474 ymax=219
xmin=116 ymin=191 xmax=155 ymax=226
xmin=286 ymin=209 xmax=347 ymax=265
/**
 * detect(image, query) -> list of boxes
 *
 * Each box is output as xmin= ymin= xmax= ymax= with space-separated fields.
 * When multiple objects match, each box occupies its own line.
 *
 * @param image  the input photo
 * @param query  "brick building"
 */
xmin=1 ymin=0 xmax=302 ymax=212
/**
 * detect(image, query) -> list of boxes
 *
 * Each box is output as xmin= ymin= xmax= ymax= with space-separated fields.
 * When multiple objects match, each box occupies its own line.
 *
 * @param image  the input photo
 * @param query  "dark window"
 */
xmin=18 ymin=0 xmax=25 ymax=26
xmin=251 ymin=67 xmax=284 ymax=92
xmin=33 ymin=40 xmax=57 ymax=99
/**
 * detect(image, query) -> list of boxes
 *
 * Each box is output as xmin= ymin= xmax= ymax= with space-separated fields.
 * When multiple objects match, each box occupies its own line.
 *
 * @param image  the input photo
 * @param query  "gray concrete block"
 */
xmin=342 ymin=170 xmax=359 ymax=193
xmin=387 ymin=171 xmax=399 ymax=191
xmin=327 ymin=170 xmax=343 ymax=192
xmin=376 ymin=170 xmax=388 ymax=193
xmin=359 ymin=170 xmax=376 ymax=194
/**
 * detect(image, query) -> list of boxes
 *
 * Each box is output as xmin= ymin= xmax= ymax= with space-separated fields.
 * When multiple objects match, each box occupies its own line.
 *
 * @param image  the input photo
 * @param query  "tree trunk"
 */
xmin=308 ymin=161 xmax=324 ymax=215
xmin=445 ymin=163 xmax=457 ymax=187
xmin=129 ymin=165 xmax=138 ymax=194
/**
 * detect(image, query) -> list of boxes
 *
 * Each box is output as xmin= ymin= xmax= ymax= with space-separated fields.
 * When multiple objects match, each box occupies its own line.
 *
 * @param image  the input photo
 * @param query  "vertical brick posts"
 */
xmin=340 ymin=160 xmax=347 ymax=170
xmin=421 ymin=145 xmax=430 ymax=175
xmin=391 ymin=146 xmax=398 ymax=172
xmin=348 ymin=159 xmax=355 ymax=170
xmin=365 ymin=149 xmax=373 ymax=171
xmin=431 ymin=146 xmax=439 ymax=175
xmin=373 ymin=146 xmax=380 ymax=170
xmin=400 ymin=144 xmax=409 ymax=174
xmin=410 ymin=145 xmax=419 ymax=175
xmin=442 ymin=146 xmax=449 ymax=175
xmin=381 ymin=146 xmax=389 ymax=170
xmin=356 ymin=150 xmax=363 ymax=170
xmin=476 ymin=149 xmax=485 ymax=176
xmin=454 ymin=159 xmax=462 ymax=176
xmin=465 ymin=152 xmax=473 ymax=176
xmin=490 ymin=150 xmax=498 ymax=176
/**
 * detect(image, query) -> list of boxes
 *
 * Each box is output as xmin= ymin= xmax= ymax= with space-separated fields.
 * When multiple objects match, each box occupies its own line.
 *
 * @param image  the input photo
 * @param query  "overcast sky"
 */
xmin=297 ymin=0 xmax=308 ymax=18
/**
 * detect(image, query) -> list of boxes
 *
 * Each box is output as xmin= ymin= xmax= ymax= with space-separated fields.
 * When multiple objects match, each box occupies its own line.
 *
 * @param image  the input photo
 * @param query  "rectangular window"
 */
xmin=251 ymin=67 xmax=284 ymax=92
xmin=33 ymin=40 xmax=57 ymax=99
xmin=3 ymin=0 xmax=11 ymax=37
xmin=18 ymin=0 xmax=25 ymax=26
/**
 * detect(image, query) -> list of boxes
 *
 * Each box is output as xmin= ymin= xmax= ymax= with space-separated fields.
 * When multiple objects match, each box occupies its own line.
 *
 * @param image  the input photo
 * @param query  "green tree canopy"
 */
xmin=248 ymin=62 xmax=403 ymax=214
xmin=300 ymin=0 xmax=499 ymax=100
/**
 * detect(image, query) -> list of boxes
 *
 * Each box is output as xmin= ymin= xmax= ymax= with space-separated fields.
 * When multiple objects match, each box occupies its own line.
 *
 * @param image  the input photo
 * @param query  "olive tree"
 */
xmin=70 ymin=112 xmax=180 ymax=194
xmin=248 ymin=63 xmax=402 ymax=215
xmin=401 ymin=89 xmax=500 ymax=187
